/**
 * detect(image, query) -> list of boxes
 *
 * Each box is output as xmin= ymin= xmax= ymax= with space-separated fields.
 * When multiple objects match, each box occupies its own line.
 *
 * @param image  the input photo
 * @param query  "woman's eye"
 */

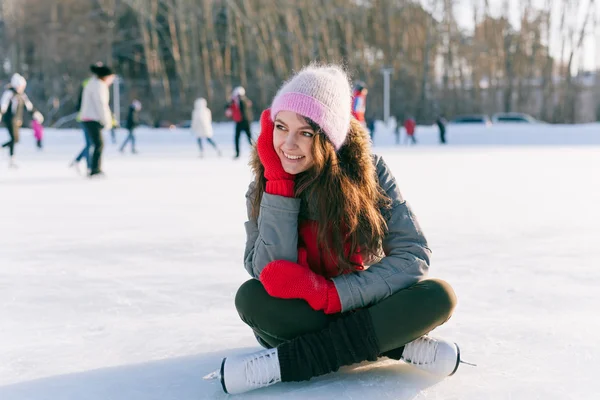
xmin=275 ymin=124 xmax=286 ymax=131
xmin=301 ymin=131 xmax=314 ymax=138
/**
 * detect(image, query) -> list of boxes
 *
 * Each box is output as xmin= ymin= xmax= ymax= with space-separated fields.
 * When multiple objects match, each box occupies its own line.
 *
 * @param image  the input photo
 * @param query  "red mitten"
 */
xmin=257 ymin=109 xmax=295 ymax=197
xmin=259 ymin=259 xmax=342 ymax=314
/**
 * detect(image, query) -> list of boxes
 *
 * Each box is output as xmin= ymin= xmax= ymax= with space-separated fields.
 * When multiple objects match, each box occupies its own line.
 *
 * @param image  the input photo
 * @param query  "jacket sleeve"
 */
xmin=0 ymin=90 xmax=12 ymax=115
xmin=76 ymin=85 xmax=84 ymax=112
xmin=243 ymin=181 xmax=301 ymax=278
xmin=332 ymin=155 xmax=431 ymax=312
xmin=22 ymin=93 xmax=34 ymax=112
xmin=101 ymin=83 xmax=113 ymax=128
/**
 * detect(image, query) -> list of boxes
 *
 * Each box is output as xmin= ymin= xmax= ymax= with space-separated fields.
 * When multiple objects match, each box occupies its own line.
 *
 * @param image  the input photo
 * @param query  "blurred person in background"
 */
xmin=366 ymin=116 xmax=376 ymax=141
xmin=32 ymin=111 xmax=45 ymax=150
xmin=70 ymin=71 xmax=94 ymax=174
xmin=0 ymin=73 xmax=43 ymax=168
xmin=110 ymin=113 xmax=118 ymax=144
xmin=404 ymin=116 xmax=417 ymax=145
xmin=79 ymin=63 xmax=115 ymax=177
xmin=436 ymin=115 xmax=447 ymax=145
xmin=351 ymin=81 xmax=368 ymax=128
xmin=225 ymin=86 xmax=253 ymax=159
xmin=119 ymin=99 xmax=142 ymax=154
xmin=192 ymin=97 xmax=221 ymax=158
xmin=393 ymin=113 xmax=404 ymax=145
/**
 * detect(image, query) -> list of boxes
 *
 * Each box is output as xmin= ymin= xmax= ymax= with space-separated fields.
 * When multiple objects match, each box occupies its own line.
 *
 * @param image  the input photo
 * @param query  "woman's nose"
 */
xmin=284 ymin=132 xmax=298 ymax=147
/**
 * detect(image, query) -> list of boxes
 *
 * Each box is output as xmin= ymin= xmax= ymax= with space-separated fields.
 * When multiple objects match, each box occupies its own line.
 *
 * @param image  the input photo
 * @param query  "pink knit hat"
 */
xmin=270 ymin=65 xmax=352 ymax=150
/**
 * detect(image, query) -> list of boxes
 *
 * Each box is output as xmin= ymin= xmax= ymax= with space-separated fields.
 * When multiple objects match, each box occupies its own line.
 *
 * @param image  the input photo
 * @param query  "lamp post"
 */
xmin=380 ymin=67 xmax=393 ymax=126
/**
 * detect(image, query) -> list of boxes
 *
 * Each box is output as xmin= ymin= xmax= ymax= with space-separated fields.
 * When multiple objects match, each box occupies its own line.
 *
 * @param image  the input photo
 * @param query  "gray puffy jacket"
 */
xmin=243 ymin=155 xmax=431 ymax=312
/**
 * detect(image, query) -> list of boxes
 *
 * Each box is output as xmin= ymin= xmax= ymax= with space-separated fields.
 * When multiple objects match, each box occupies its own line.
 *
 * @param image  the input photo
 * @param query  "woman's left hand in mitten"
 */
xmin=259 ymin=259 xmax=342 ymax=314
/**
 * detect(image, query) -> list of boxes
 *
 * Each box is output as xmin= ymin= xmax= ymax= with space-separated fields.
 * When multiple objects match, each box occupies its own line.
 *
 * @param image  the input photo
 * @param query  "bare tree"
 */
xmin=1 ymin=0 xmax=596 ymax=124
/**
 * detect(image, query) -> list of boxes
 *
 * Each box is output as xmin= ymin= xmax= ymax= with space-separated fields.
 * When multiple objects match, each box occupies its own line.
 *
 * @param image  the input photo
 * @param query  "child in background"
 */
xmin=32 ymin=112 xmax=44 ymax=150
xmin=404 ymin=116 xmax=417 ymax=145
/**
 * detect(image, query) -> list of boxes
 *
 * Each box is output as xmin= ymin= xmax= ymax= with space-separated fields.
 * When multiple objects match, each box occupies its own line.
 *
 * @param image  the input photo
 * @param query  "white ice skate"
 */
xmin=8 ymin=157 xmax=18 ymax=169
xmin=400 ymin=335 xmax=461 ymax=376
xmin=69 ymin=161 xmax=81 ymax=174
xmin=203 ymin=347 xmax=281 ymax=395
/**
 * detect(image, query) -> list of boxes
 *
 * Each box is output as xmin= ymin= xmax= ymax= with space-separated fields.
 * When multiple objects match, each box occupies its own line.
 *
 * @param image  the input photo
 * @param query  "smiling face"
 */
xmin=273 ymin=110 xmax=317 ymax=175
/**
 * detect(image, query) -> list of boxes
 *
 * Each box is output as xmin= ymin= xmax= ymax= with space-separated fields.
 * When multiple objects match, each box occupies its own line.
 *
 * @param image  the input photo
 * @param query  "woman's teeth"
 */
xmin=283 ymin=152 xmax=304 ymax=160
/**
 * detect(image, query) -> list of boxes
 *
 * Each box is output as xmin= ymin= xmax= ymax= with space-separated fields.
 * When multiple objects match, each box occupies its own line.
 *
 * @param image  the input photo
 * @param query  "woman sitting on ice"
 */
xmin=208 ymin=64 xmax=461 ymax=395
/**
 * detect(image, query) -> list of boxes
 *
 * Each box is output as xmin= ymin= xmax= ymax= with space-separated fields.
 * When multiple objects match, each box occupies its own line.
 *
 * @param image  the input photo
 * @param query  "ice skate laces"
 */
xmin=402 ymin=336 xmax=438 ymax=366
xmin=244 ymin=348 xmax=281 ymax=388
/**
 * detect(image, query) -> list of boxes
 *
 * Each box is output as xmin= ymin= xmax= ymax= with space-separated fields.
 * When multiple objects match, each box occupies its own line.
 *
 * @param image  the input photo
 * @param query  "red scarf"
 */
xmin=298 ymin=220 xmax=364 ymax=278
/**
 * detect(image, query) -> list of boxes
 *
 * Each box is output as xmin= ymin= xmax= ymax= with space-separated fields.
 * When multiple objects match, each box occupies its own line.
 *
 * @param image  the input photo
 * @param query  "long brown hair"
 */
xmin=249 ymin=118 xmax=391 ymax=274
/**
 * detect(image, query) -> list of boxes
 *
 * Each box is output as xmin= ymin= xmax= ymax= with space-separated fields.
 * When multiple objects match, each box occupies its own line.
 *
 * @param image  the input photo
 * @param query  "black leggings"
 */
xmin=236 ymin=278 xmax=456 ymax=362
xmin=2 ymin=122 xmax=19 ymax=156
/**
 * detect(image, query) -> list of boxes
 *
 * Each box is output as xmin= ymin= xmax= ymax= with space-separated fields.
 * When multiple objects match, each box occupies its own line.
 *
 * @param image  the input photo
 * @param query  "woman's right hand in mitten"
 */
xmin=259 ymin=258 xmax=342 ymax=314
xmin=257 ymin=109 xmax=295 ymax=197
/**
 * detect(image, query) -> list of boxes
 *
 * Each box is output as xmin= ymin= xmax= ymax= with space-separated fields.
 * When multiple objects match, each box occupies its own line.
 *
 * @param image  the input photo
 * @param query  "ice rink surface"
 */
xmin=1 ymin=123 xmax=599 ymax=399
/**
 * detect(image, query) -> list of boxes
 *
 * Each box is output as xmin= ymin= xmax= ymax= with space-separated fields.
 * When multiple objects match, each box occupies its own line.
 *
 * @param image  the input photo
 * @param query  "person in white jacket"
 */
xmin=191 ymin=98 xmax=221 ymax=157
xmin=1 ymin=73 xmax=43 ymax=167
xmin=79 ymin=63 xmax=115 ymax=177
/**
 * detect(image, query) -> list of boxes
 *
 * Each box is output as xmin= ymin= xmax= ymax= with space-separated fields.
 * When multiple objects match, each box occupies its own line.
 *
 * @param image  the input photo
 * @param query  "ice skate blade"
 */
xmin=203 ymin=369 xmax=220 ymax=380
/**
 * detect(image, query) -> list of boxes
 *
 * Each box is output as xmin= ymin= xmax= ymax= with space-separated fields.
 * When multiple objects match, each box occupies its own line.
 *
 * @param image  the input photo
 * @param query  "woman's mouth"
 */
xmin=282 ymin=152 xmax=305 ymax=161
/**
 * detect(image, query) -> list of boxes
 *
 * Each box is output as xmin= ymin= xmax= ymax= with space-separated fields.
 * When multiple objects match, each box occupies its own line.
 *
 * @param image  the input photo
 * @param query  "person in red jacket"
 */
xmin=404 ymin=116 xmax=417 ymax=145
xmin=205 ymin=65 xmax=461 ymax=395
xmin=225 ymin=86 xmax=254 ymax=159
xmin=351 ymin=81 xmax=368 ymax=127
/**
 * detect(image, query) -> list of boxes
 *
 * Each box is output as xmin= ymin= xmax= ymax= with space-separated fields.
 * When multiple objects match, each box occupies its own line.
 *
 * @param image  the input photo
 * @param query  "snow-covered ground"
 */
xmin=1 ymin=123 xmax=599 ymax=399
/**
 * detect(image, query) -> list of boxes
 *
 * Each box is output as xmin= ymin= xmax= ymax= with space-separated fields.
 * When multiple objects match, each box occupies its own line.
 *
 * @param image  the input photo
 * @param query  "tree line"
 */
xmin=0 ymin=0 xmax=597 ymax=126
